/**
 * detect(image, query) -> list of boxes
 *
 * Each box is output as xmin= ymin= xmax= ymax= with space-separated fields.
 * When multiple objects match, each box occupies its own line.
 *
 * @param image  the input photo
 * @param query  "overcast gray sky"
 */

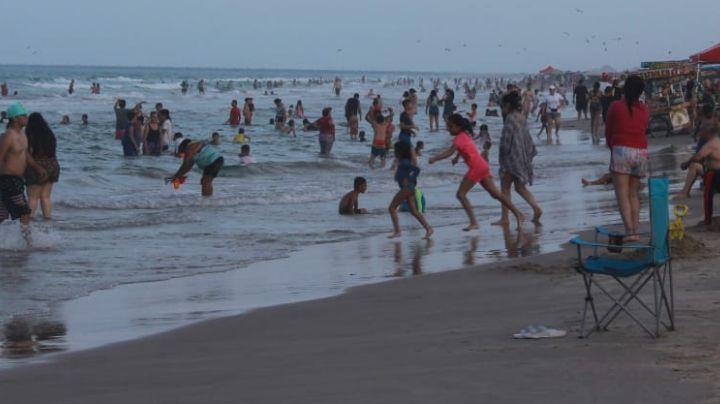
xmin=1 ymin=0 xmax=718 ymax=73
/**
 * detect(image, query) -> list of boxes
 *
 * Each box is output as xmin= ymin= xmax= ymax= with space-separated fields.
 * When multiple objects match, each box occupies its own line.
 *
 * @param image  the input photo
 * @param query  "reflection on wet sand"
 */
xmin=391 ymin=239 xmax=434 ymax=277
xmin=1 ymin=318 xmax=67 ymax=360
xmin=502 ymin=224 xmax=542 ymax=258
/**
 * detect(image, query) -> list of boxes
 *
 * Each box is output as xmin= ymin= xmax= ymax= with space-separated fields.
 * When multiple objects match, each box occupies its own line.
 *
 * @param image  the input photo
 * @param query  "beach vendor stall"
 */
xmin=634 ymin=61 xmax=696 ymax=136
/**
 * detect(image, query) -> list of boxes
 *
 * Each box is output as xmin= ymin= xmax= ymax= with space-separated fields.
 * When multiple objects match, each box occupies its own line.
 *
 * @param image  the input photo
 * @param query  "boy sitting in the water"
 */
xmin=339 ymin=177 xmax=368 ymax=215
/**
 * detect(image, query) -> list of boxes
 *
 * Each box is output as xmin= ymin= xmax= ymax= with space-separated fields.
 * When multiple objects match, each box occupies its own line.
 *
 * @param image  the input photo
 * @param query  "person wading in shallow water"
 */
xmin=0 ymin=103 xmax=34 ymax=245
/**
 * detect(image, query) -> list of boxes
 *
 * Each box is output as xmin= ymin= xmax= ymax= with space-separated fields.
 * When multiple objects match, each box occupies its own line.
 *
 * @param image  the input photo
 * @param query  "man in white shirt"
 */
xmin=542 ymin=85 xmax=565 ymax=142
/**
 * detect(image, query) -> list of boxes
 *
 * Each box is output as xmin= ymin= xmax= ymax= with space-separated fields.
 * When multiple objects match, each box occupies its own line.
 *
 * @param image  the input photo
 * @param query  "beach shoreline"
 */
xmin=0 ymin=211 xmax=718 ymax=403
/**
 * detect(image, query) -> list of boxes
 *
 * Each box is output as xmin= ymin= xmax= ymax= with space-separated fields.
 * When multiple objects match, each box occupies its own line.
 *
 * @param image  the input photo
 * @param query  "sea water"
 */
xmin=0 ymin=64 xmax=687 ymax=334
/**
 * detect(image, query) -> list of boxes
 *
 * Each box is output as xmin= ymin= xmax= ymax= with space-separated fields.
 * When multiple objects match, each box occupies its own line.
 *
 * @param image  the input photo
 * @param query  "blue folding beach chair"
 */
xmin=570 ymin=176 xmax=675 ymax=338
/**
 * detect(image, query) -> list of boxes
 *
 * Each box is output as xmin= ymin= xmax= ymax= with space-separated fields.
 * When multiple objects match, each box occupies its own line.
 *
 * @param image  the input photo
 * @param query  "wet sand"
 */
xmin=2 ymin=119 xmax=718 ymax=403
xmin=1 ymin=196 xmax=719 ymax=403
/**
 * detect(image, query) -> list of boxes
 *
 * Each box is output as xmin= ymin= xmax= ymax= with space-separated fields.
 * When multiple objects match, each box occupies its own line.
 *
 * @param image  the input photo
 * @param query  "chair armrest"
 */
xmin=595 ymin=227 xmax=651 ymax=238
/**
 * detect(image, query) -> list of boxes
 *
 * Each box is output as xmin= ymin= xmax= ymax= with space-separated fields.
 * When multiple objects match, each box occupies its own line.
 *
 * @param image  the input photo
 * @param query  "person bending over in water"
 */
xmin=339 ymin=176 xmax=368 ymax=215
xmin=167 ymin=139 xmax=224 ymax=196
xmin=429 ymin=114 xmax=524 ymax=231
xmin=388 ymin=141 xmax=433 ymax=239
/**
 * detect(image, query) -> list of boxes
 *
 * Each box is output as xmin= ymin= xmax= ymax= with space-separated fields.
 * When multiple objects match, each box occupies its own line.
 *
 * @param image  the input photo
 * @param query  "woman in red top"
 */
xmin=605 ymin=75 xmax=649 ymax=241
xmin=314 ymin=107 xmax=336 ymax=155
xmin=429 ymin=114 xmax=524 ymax=231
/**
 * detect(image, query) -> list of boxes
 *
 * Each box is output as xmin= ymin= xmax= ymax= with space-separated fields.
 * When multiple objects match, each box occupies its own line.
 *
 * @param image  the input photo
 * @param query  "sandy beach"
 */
xmin=1 ymin=187 xmax=719 ymax=403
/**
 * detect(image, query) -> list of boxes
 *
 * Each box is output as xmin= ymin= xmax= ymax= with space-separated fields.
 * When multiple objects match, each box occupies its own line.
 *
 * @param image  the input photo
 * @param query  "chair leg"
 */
xmin=580 ymin=273 xmax=600 ymax=338
xmin=599 ymin=274 xmax=652 ymax=330
xmin=592 ymin=277 xmax=659 ymax=338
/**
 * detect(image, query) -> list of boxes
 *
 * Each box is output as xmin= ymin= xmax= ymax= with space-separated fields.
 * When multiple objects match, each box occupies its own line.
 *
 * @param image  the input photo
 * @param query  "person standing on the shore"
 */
xmin=168 ymin=139 xmax=224 ymax=197
xmin=521 ymin=84 xmax=534 ymax=119
xmin=345 ymin=93 xmax=362 ymax=140
xmin=589 ymin=82 xmax=603 ymax=144
xmin=243 ymin=98 xmax=254 ymax=125
xmin=24 ymin=112 xmax=60 ymax=219
xmin=605 ymin=75 xmax=649 ymax=242
xmin=0 ymin=103 xmax=33 ymax=245
xmin=573 ymin=78 xmax=589 ymax=120
xmin=492 ymin=92 xmax=542 ymax=226
xmin=542 ymin=85 xmax=564 ymax=143
xmin=426 ymin=89 xmax=441 ymax=132
xmin=315 ymin=107 xmax=336 ymax=155
xmin=429 ymin=114 xmax=525 ymax=231
xmin=388 ymin=141 xmax=433 ymax=239
xmin=113 ymin=99 xmax=130 ymax=140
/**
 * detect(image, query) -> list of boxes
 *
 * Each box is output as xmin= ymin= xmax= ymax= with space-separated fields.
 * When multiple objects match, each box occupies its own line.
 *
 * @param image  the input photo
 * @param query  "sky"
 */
xmin=1 ymin=0 xmax=718 ymax=74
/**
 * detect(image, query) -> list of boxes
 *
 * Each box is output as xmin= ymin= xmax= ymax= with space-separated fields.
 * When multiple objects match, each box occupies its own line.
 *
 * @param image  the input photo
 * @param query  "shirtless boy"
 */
xmin=683 ymin=135 xmax=720 ymax=225
xmin=0 ymin=103 xmax=34 ymax=245
xmin=366 ymin=109 xmax=391 ymax=168
xmin=338 ymin=177 xmax=368 ymax=215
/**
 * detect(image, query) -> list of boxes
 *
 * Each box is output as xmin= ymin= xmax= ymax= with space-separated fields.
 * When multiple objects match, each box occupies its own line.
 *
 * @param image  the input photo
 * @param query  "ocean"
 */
xmin=0 ymin=65 xmax=687 ymax=359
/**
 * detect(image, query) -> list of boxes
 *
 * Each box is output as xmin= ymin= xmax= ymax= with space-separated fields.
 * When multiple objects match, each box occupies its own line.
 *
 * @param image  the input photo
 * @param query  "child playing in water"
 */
xmin=338 ymin=176 xmax=368 ymax=215
xmin=429 ymin=114 xmax=524 ymax=231
xmin=389 ymin=141 xmax=433 ymax=239
xmin=366 ymin=109 xmax=391 ymax=168
xmin=239 ymin=144 xmax=255 ymax=165
xmin=415 ymin=141 xmax=424 ymax=156
xmin=283 ymin=120 xmax=297 ymax=137
xmin=474 ymin=124 xmax=492 ymax=161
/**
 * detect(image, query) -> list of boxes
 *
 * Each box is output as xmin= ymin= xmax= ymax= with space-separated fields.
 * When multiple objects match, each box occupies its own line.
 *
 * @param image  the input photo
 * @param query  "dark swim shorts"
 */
xmin=203 ymin=157 xmax=224 ymax=178
xmin=371 ymin=146 xmax=387 ymax=158
xmin=0 ymin=175 xmax=31 ymax=221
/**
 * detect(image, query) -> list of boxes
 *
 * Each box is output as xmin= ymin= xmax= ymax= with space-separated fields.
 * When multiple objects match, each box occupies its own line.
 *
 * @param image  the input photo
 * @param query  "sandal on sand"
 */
xmin=513 ymin=325 xmax=567 ymax=339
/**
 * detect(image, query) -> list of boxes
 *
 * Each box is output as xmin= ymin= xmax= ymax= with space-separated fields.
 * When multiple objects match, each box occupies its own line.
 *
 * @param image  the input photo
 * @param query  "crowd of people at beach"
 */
xmin=2 ymin=70 xmax=720 ymax=246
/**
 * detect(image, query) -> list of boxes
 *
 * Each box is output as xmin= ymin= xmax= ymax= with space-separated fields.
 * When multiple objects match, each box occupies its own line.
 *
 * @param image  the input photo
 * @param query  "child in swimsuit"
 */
xmin=388 ymin=141 xmax=433 ymax=239
xmin=338 ymin=177 xmax=368 ymax=215
xmin=429 ymin=113 xmax=524 ymax=231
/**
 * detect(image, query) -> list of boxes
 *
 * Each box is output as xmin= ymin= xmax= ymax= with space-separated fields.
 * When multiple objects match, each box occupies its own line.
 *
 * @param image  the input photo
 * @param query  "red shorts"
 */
xmin=115 ymin=129 xmax=125 ymax=140
xmin=464 ymin=162 xmax=491 ymax=183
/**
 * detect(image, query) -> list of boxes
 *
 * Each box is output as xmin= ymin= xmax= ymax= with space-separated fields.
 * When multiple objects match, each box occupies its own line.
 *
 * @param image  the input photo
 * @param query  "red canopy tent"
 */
xmin=689 ymin=43 xmax=720 ymax=64
xmin=539 ymin=66 xmax=556 ymax=75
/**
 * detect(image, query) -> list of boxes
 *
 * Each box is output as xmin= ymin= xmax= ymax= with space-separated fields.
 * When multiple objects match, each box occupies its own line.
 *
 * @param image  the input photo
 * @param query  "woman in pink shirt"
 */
xmin=429 ymin=114 xmax=524 ymax=231
xmin=605 ymin=75 xmax=649 ymax=241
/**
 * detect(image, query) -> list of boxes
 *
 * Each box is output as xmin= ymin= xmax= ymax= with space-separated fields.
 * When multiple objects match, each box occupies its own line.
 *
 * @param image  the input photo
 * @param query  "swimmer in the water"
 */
xmin=210 ymin=132 xmax=221 ymax=145
xmin=60 ymin=115 xmax=70 ymax=125
xmin=167 ymin=139 xmax=224 ymax=196
xmin=338 ymin=176 xmax=368 ymax=215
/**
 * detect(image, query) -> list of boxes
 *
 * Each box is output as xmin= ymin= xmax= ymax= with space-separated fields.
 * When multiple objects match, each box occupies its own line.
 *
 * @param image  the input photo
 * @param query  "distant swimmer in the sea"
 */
xmin=338 ymin=176 xmax=368 ymax=215
xmin=60 ymin=115 xmax=70 ymax=125
xmin=389 ymin=141 xmax=433 ymax=239
xmin=81 ymin=114 xmax=89 ymax=125
xmin=167 ymin=139 xmax=224 ymax=196
xmin=239 ymin=144 xmax=255 ymax=166
xmin=180 ymin=80 xmax=189 ymax=95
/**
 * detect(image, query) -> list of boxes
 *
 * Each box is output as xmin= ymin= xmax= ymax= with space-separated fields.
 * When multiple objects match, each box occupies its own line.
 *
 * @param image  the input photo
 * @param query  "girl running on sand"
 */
xmin=388 ymin=141 xmax=433 ymax=239
xmin=429 ymin=114 xmax=525 ymax=231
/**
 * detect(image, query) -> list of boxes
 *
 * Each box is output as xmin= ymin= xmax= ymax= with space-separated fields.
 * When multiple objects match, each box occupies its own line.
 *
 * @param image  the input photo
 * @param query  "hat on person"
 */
xmin=6 ymin=103 xmax=27 ymax=118
xmin=549 ymin=85 xmax=556 ymax=90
